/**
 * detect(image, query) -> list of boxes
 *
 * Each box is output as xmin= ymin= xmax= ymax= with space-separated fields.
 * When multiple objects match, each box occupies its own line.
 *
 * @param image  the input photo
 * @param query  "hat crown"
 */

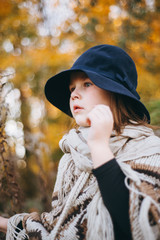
xmin=72 ymin=45 xmax=138 ymax=91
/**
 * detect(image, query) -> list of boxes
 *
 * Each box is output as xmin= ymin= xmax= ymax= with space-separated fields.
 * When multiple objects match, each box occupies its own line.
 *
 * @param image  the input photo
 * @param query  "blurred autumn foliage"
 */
xmin=0 ymin=0 xmax=160 ymax=220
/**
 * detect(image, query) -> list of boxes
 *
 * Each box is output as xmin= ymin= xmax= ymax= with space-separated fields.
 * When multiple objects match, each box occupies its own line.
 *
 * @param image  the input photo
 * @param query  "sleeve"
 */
xmin=92 ymin=158 xmax=132 ymax=240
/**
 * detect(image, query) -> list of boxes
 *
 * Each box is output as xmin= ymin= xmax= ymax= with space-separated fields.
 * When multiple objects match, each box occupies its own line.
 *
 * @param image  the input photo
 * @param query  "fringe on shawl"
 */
xmin=118 ymin=159 xmax=160 ymax=240
xmin=86 ymin=191 xmax=114 ymax=240
xmin=6 ymin=213 xmax=29 ymax=240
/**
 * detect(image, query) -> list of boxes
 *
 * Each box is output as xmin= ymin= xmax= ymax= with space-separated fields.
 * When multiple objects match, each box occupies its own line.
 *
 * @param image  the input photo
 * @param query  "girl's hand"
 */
xmin=0 ymin=216 xmax=8 ymax=233
xmin=87 ymin=104 xmax=114 ymax=168
xmin=87 ymin=104 xmax=114 ymax=144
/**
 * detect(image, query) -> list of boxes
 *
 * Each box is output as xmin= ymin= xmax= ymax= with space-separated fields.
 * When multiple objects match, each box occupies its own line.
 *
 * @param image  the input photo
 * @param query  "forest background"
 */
xmin=0 ymin=0 xmax=160 ymax=232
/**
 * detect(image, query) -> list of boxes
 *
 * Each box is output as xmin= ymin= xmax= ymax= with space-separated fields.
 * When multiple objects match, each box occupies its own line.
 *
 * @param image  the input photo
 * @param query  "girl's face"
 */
xmin=69 ymin=71 xmax=111 ymax=127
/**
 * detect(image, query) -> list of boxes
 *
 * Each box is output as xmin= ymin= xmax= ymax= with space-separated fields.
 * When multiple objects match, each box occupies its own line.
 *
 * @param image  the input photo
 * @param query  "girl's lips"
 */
xmin=73 ymin=105 xmax=84 ymax=113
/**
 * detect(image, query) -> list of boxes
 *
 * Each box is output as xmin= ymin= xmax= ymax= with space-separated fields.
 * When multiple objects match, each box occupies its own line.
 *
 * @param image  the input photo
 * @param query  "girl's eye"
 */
xmin=84 ymin=82 xmax=92 ymax=87
xmin=69 ymin=87 xmax=75 ymax=93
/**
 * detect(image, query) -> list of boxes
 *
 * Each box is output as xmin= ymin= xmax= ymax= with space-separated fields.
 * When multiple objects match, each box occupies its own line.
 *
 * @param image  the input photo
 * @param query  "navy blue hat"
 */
xmin=45 ymin=44 xmax=150 ymax=122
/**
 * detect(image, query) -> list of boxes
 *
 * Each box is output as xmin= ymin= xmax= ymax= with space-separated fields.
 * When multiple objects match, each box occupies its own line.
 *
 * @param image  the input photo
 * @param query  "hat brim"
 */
xmin=45 ymin=68 xmax=150 ymax=122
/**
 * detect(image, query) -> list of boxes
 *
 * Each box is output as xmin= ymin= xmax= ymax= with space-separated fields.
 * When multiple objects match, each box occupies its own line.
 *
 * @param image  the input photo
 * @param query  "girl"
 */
xmin=0 ymin=44 xmax=160 ymax=240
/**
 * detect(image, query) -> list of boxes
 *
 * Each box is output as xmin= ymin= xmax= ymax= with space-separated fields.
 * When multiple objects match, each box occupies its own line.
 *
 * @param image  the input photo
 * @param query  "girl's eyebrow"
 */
xmin=69 ymin=84 xmax=73 ymax=90
xmin=81 ymin=73 xmax=88 ymax=79
xmin=69 ymin=81 xmax=74 ymax=88
xmin=69 ymin=75 xmax=88 ymax=84
xmin=69 ymin=77 xmax=91 ymax=88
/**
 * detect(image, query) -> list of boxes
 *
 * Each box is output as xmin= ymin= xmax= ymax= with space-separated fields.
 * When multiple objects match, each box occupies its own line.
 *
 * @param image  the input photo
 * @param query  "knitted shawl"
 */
xmin=6 ymin=125 xmax=160 ymax=240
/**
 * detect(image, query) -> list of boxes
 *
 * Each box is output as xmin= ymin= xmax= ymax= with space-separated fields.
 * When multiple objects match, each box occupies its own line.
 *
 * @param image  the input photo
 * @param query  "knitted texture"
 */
xmin=6 ymin=125 xmax=160 ymax=240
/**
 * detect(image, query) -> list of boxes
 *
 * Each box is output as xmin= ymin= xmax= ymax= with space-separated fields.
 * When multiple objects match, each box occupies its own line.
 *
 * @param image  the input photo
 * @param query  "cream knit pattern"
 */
xmin=6 ymin=125 xmax=160 ymax=240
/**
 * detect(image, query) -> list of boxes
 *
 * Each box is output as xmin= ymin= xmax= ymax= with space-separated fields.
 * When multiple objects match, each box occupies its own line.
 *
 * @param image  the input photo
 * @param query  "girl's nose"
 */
xmin=71 ymin=88 xmax=81 ymax=100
